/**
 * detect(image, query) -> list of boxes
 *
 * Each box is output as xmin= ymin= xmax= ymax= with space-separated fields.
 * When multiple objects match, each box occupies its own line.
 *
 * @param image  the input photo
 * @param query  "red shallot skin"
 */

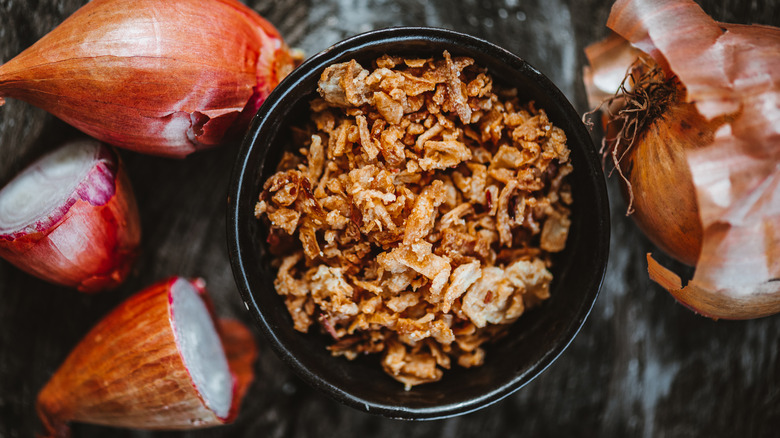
xmin=36 ymin=277 xmax=258 ymax=437
xmin=216 ymin=318 xmax=258 ymax=423
xmin=0 ymin=143 xmax=141 ymax=293
xmin=0 ymin=0 xmax=295 ymax=158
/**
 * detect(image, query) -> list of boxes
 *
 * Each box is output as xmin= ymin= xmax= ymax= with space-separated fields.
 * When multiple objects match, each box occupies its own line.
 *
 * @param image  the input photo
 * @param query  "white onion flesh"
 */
xmin=0 ymin=138 xmax=139 ymax=292
xmin=0 ymin=140 xmax=98 ymax=234
xmin=171 ymin=278 xmax=233 ymax=419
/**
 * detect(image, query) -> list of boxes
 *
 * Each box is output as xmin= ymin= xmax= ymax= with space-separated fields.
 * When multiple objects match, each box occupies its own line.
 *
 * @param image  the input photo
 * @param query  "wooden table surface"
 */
xmin=1 ymin=1 xmax=778 ymax=437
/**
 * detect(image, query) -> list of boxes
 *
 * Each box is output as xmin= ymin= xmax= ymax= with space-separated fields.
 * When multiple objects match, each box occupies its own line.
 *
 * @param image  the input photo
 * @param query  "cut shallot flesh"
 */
xmin=0 ymin=139 xmax=140 ymax=292
xmin=171 ymin=278 xmax=233 ymax=420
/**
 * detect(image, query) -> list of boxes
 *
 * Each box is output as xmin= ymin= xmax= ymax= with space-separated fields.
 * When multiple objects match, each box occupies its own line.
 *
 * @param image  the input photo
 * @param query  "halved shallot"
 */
xmin=37 ymin=277 xmax=257 ymax=437
xmin=0 ymin=139 xmax=140 ymax=292
xmin=0 ymin=0 xmax=295 ymax=158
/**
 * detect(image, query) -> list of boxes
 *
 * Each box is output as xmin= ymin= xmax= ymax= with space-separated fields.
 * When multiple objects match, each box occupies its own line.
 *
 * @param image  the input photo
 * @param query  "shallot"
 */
xmin=37 ymin=277 xmax=257 ymax=437
xmin=584 ymin=0 xmax=780 ymax=319
xmin=0 ymin=0 xmax=295 ymax=158
xmin=0 ymin=139 xmax=140 ymax=292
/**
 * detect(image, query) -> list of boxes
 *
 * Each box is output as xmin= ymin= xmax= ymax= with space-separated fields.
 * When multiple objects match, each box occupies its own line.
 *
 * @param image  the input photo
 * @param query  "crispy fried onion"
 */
xmin=256 ymin=52 xmax=573 ymax=388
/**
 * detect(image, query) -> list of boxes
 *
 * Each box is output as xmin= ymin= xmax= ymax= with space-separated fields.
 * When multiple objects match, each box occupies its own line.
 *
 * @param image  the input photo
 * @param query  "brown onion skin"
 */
xmin=36 ymin=277 xmax=257 ymax=437
xmin=620 ymin=98 xmax=721 ymax=267
xmin=647 ymin=255 xmax=780 ymax=320
xmin=589 ymin=0 xmax=780 ymax=319
xmin=0 ymin=145 xmax=140 ymax=292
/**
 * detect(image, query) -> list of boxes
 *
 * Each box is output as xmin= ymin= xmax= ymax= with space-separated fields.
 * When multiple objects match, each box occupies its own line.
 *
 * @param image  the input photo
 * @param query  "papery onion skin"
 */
xmin=648 ymin=255 xmax=780 ymax=320
xmin=0 ymin=140 xmax=140 ymax=293
xmin=583 ymin=32 xmax=644 ymax=110
xmin=36 ymin=277 xmax=257 ymax=437
xmin=0 ymin=0 xmax=294 ymax=158
xmin=586 ymin=0 xmax=780 ymax=319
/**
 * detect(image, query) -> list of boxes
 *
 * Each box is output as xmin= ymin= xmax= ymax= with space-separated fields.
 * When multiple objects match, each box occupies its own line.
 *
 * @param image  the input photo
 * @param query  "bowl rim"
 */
xmin=227 ymin=26 xmax=610 ymax=420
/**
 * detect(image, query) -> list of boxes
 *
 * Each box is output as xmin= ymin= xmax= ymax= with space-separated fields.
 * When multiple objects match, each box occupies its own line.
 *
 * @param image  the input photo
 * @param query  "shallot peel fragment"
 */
xmin=0 ymin=0 xmax=295 ymax=158
xmin=37 ymin=277 xmax=258 ymax=437
xmin=0 ymin=139 xmax=140 ymax=292
xmin=584 ymin=0 xmax=780 ymax=319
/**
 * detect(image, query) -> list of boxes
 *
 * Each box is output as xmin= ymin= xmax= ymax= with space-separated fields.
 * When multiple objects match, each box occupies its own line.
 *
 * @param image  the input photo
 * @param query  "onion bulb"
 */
xmin=0 ymin=0 xmax=295 ymax=158
xmin=588 ymin=57 xmax=724 ymax=266
xmin=584 ymin=0 xmax=780 ymax=319
xmin=37 ymin=277 xmax=258 ymax=437
xmin=0 ymin=139 xmax=140 ymax=292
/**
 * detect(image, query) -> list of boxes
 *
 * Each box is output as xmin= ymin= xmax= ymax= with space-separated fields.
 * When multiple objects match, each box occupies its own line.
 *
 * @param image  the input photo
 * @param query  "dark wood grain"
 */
xmin=1 ymin=1 xmax=778 ymax=437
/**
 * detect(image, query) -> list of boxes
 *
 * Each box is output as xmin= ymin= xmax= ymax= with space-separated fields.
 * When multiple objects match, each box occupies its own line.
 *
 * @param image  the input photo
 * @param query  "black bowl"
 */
xmin=227 ymin=27 xmax=609 ymax=420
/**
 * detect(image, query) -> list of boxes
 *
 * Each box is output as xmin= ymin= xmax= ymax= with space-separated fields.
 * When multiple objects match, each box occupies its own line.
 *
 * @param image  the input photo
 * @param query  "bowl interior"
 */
xmin=228 ymin=27 xmax=609 ymax=420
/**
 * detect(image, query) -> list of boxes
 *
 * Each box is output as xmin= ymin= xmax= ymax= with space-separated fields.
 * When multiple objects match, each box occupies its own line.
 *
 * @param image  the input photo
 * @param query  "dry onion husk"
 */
xmin=584 ymin=0 xmax=780 ymax=319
